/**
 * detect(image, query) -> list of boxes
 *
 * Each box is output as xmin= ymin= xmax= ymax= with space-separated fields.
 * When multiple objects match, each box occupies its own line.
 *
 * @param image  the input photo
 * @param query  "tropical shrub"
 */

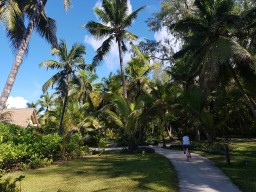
xmin=66 ymin=133 xmax=84 ymax=158
xmin=0 ymin=177 xmax=18 ymax=192
xmin=0 ymin=123 xmax=63 ymax=171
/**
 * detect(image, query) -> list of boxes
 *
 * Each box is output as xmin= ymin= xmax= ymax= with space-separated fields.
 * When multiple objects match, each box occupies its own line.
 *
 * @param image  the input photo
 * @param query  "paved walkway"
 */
xmin=152 ymin=147 xmax=241 ymax=192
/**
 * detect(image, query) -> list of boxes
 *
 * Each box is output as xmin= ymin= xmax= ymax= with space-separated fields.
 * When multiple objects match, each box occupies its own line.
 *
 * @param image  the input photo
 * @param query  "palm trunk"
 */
xmin=228 ymin=63 xmax=256 ymax=117
xmin=0 ymin=14 xmax=37 ymax=114
xmin=117 ymin=39 xmax=127 ymax=98
xmin=59 ymin=91 xmax=68 ymax=135
xmin=0 ymin=0 xmax=47 ymax=114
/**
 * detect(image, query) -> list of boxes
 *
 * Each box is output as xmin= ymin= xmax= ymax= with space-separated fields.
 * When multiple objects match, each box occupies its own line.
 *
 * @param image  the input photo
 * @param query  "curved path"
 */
xmin=152 ymin=147 xmax=241 ymax=192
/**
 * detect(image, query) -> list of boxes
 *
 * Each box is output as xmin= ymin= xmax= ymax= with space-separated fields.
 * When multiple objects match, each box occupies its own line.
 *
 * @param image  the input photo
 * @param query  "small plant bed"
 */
xmin=193 ymin=140 xmax=256 ymax=192
xmin=2 ymin=150 xmax=179 ymax=192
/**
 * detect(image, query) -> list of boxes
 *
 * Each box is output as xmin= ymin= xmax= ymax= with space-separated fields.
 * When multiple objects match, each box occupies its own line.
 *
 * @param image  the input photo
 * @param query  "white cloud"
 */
xmin=84 ymin=35 xmax=131 ymax=71
xmin=154 ymin=27 xmax=181 ymax=52
xmin=154 ymin=27 xmax=168 ymax=42
xmin=127 ymin=0 xmax=132 ymax=14
xmin=84 ymin=35 xmax=103 ymax=51
xmin=6 ymin=96 xmax=28 ymax=109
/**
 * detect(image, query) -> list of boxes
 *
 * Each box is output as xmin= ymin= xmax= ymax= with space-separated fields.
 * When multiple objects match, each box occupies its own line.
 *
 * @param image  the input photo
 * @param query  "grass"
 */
xmin=193 ymin=140 xmax=256 ymax=192
xmin=3 ymin=151 xmax=179 ymax=192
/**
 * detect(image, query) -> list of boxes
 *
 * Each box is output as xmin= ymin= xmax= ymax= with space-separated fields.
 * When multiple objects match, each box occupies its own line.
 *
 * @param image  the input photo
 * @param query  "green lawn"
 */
xmin=194 ymin=140 xmax=256 ymax=192
xmin=3 ymin=151 xmax=178 ymax=192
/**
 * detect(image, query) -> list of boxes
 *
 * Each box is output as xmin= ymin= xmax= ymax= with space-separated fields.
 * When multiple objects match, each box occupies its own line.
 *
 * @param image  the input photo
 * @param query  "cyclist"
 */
xmin=182 ymin=133 xmax=191 ymax=158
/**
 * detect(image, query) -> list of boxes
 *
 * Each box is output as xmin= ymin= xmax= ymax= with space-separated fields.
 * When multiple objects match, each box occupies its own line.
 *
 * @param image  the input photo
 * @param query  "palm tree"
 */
xmin=72 ymin=69 xmax=97 ymax=106
xmin=171 ymin=0 xmax=256 ymax=116
xmin=40 ymin=39 xmax=86 ymax=135
xmin=37 ymin=92 xmax=56 ymax=114
xmin=101 ymin=94 xmax=151 ymax=151
xmin=125 ymin=44 xmax=152 ymax=100
xmin=26 ymin=102 xmax=37 ymax=108
xmin=36 ymin=92 xmax=56 ymax=128
xmin=101 ymin=72 xmax=123 ymax=97
xmin=0 ymin=0 xmax=72 ymax=114
xmin=83 ymin=0 xmax=146 ymax=98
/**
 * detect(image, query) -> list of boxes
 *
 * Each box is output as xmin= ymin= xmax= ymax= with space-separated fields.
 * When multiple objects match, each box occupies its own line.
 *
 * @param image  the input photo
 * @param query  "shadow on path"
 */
xmin=152 ymin=147 xmax=241 ymax=192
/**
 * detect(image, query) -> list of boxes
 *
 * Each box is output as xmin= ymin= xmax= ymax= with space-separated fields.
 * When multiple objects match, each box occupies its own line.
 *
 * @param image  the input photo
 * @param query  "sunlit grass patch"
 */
xmin=3 ymin=151 xmax=178 ymax=192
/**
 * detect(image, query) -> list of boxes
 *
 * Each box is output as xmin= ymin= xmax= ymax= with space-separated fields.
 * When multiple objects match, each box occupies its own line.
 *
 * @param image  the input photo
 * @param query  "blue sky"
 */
xmin=0 ymin=0 xmax=167 ymax=108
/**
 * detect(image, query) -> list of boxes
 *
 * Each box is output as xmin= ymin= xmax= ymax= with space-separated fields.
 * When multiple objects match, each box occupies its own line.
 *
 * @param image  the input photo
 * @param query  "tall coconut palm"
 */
xmin=171 ymin=0 xmax=256 ymax=116
xmin=0 ymin=0 xmax=72 ymax=114
xmin=83 ymin=0 xmax=146 ymax=98
xmin=40 ymin=39 xmax=86 ymax=135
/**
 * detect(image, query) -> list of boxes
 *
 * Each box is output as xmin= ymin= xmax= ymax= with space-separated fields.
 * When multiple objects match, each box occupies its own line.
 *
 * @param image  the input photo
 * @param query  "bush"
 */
xmin=0 ymin=123 xmax=62 ymax=171
xmin=0 ymin=177 xmax=18 ymax=192
xmin=66 ymin=133 xmax=84 ymax=158
xmin=0 ymin=123 xmax=87 ymax=171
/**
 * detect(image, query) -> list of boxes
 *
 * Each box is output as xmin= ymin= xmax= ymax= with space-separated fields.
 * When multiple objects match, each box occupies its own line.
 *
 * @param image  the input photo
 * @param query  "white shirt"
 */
xmin=182 ymin=136 xmax=190 ymax=145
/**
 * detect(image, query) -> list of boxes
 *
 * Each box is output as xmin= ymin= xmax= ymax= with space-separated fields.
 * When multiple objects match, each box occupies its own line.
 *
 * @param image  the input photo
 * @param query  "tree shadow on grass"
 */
xmin=22 ymin=152 xmax=178 ymax=192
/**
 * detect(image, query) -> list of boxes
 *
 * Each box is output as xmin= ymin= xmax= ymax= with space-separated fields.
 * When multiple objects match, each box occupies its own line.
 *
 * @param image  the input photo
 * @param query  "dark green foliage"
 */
xmin=0 ymin=177 xmax=18 ymax=192
xmin=0 ymin=123 xmax=62 ymax=170
xmin=66 ymin=133 xmax=84 ymax=158
xmin=0 ymin=122 xmax=86 ymax=171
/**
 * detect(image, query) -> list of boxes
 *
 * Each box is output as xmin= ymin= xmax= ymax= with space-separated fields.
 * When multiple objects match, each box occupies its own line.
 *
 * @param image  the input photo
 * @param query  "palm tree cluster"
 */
xmin=149 ymin=0 xmax=256 ymax=140
xmin=1 ymin=0 xmax=256 ymax=152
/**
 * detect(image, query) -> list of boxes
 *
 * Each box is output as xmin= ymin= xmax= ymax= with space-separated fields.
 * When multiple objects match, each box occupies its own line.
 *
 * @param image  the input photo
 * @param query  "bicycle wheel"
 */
xmin=185 ymin=148 xmax=190 ymax=161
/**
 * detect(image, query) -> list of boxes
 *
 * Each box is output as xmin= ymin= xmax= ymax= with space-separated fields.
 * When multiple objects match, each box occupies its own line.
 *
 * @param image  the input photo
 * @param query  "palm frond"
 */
xmin=2 ymin=0 xmax=26 ymax=51
xmin=82 ymin=21 xmax=113 ymax=39
xmin=114 ymin=0 xmax=128 ymax=25
xmin=122 ymin=5 xmax=146 ymax=28
xmin=111 ymin=95 xmax=130 ymax=118
xmin=42 ymin=72 xmax=62 ymax=92
xmin=39 ymin=60 xmax=64 ymax=69
xmin=171 ymin=18 xmax=207 ymax=33
xmin=101 ymin=109 xmax=124 ymax=128
xmin=56 ymin=39 xmax=68 ymax=61
xmin=123 ymin=31 xmax=137 ymax=41
xmin=68 ymin=43 xmax=86 ymax=61
xmin=194 ymin=0 xmax=213 ymax=18
xmin=89 ymin=91 xmax=102 ymax=108
xmin=92 ymin=35 xmax=114 ymax=65
xmin=36 ymin=15 xmax=57 ymax=47
xmin=94 ymin=7 xmax=110 ymax=24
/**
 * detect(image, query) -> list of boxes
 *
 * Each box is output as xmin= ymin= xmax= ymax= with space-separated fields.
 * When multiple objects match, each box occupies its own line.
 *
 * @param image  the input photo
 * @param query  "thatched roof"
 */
xmin=2 ymin=108 xmax=39 ymax=127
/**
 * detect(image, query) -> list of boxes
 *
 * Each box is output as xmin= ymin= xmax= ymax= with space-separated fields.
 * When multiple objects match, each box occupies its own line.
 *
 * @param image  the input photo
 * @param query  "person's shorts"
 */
xmin=183 ymin=145 xmax=190 ymax=149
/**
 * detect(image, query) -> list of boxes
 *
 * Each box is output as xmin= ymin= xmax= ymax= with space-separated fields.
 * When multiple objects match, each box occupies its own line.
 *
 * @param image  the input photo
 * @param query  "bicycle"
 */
xmin=184 ymin=147 xmax=191 ymax=161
